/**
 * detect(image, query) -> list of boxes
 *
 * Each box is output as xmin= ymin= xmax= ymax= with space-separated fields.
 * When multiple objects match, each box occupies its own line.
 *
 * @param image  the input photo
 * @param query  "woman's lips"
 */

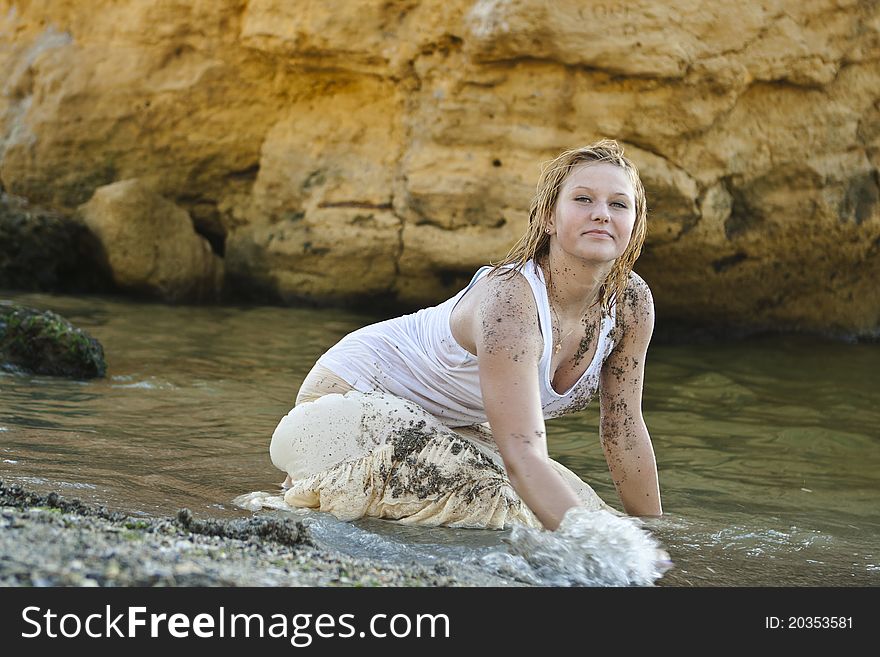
xmin=584 ymin=230 xmax=613 ymax=239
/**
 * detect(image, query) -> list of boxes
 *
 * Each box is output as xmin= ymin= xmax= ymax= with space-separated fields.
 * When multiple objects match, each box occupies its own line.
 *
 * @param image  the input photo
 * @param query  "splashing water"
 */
xmin=235 ymin=493 xmax=672 ymax=586
xmin=476 ymin=507 xmax=673 ymax=586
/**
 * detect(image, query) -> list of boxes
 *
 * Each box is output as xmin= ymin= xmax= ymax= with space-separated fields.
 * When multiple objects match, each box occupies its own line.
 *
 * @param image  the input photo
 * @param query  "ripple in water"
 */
xmin=704 ymin=524 xmax=834 ymax=556
xmin=110 ymin=376 xmax=177 ymax=390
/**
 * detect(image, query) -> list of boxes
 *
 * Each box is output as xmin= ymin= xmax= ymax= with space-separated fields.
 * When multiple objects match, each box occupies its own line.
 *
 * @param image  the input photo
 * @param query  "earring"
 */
xmin=545 ymin=228 xmax=551 ymax=234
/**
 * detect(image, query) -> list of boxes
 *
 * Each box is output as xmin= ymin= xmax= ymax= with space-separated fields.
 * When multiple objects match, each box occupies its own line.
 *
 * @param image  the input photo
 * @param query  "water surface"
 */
xmin=1 ymin=290 xmax=877 ymax=586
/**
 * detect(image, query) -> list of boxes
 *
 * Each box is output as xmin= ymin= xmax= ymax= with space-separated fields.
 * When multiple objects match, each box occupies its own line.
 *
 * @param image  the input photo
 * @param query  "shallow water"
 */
xmin=1 ymin=290 xmax=878 ymax=586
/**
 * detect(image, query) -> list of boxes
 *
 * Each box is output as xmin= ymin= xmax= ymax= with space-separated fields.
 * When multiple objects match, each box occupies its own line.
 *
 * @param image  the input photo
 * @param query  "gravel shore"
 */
xmin=0 ymin=480 xmax=512 ymax=587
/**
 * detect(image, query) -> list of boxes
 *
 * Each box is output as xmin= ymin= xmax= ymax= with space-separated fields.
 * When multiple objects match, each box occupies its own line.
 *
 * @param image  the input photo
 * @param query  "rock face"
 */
xmin=77 ymin=179 xmax=223 ymax=302
xmin=0 ymin=0 xmax=878 ymax=334
xmin=0 ymin=303 xmax=106 ymax=378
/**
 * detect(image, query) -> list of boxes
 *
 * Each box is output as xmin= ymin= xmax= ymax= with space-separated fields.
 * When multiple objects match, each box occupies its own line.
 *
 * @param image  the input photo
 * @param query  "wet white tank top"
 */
xmin=317 ymin=260 xmax=618 ymax=427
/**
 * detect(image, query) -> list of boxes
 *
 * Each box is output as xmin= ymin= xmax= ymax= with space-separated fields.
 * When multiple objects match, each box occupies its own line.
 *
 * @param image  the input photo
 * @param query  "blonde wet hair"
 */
xmin=492 ymin=139 xmax=647 ymax=316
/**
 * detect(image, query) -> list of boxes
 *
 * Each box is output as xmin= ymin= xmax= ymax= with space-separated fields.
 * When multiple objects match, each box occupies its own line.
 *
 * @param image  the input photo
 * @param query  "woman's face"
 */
xmin=546 ymin=162 xmax=637 ymax=265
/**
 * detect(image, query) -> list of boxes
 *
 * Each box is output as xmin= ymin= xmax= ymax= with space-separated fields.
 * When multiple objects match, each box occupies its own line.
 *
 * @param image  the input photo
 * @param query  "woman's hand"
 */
xmin=599 ymin=273 xmax=662 ymax=517
xmin=474 ymin=271 xmax=583 ymax=530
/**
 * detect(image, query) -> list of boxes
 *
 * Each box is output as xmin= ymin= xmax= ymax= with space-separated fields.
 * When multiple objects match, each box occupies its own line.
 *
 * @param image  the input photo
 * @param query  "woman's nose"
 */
xmin=591 ymin=203 xmax=611 ymax=222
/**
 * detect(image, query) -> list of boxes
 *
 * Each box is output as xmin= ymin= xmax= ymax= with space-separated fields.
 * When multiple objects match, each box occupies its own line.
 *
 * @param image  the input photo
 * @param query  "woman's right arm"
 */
xmin=475 ymin=272 xmax=582 ymax=531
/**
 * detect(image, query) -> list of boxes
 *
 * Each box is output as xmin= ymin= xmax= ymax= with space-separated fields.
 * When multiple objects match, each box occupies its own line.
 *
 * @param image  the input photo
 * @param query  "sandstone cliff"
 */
xmin=1 ymin=0 xmax=878 ymax=334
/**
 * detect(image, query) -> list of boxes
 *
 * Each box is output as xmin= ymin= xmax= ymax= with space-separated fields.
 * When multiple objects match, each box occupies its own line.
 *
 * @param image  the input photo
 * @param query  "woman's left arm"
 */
xmin=599 ymin=273 xmax=663 ymax=517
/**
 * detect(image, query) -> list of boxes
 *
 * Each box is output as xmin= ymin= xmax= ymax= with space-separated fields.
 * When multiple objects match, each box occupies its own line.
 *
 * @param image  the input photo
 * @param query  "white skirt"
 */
xmin=269 ymin=390 xmax=620 ymax=529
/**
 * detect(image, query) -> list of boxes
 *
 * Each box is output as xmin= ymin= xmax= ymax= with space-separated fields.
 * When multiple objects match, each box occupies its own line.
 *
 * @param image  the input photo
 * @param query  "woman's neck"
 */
xmin=541 ymin=249 xmax=612 ymax=321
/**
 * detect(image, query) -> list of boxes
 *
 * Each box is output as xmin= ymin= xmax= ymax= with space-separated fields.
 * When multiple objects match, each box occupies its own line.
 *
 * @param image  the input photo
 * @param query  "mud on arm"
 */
xmin=475 ymin=273 xmax=583 ymax=530
xmin=599 ymin=274 xmax=662 ymax=517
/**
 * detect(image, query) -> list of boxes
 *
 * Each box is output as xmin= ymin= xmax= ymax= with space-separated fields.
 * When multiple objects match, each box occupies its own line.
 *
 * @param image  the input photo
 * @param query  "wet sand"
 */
xmin=0 ymin=480 xmax=516 ymax=587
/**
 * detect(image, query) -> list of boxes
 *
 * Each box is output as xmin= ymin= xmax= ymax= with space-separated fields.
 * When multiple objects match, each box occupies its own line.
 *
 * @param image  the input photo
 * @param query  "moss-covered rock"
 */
xmin=0 ymin=303 xmax=106 ymax=378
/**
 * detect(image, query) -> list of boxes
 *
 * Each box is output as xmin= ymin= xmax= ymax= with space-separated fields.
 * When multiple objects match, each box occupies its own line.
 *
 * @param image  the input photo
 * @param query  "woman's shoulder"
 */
xmin=462 ymin=265 xmax=536 ymax=307
xmin=485 ymin=264 xmax=535 ymax=290
xmin=484 ymin=267 xmax=543 ymax=316
xmin=474 ymin=268 xmax=543 ymax=357
xmin=616 ymin=271 xmax=655 ymax=336
xmin=450 ymin=265 xmax=540 ymax=355
xmin=621 ymin=270 xmax=653 ymax=307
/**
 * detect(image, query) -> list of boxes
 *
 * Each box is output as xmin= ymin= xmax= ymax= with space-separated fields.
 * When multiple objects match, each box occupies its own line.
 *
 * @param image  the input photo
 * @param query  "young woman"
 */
xmin=270 ymin=139 xmax=662 ymax=531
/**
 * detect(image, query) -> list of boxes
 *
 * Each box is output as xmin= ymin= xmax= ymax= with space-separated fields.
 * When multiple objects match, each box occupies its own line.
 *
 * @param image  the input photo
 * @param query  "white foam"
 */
xmin=112 ymin=379 xmax=176 ymax=390
xmin=233 ymin=491 xmax=293 ymax=513
xmin=477 ymin=507 xmax=673 ymax=586
xmin=240 ymin=491 xmax=672 ymax=586
xmin=58 ymin=481 xmax=97 ymax=490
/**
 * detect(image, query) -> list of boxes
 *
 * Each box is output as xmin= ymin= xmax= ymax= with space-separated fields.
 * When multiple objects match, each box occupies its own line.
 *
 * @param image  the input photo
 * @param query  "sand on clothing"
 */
xmin=269 ymin=391 xmax=620 ymax=529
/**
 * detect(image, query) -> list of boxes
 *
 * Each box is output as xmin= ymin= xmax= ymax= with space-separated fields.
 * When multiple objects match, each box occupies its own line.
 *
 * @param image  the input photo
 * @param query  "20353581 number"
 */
xmin=791 ymin=617 xmax=852 ymax=629
xmin=765 ymin=617 xmax=853 ymax=629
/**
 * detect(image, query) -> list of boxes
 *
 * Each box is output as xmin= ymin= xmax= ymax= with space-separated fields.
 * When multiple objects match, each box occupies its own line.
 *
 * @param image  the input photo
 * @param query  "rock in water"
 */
xmin=0 ymin=192 xmax=112 ymax=294
xmin=0 ymin=303 xmax=106 ymax=378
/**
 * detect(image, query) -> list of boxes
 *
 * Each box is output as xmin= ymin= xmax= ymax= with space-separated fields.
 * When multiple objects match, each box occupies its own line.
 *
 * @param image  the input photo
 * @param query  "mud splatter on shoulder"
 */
xmin=478 ymin=274 xmax=540 ymax=360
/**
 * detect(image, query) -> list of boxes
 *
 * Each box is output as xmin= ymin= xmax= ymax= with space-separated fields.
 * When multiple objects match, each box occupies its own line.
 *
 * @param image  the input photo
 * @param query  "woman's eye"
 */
xmin=576 ymin=196 xmax=626 ymax=208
